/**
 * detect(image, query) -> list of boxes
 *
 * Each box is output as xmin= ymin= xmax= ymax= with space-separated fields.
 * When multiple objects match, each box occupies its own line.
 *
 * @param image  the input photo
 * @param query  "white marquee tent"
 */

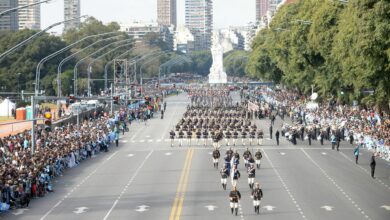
xmin=0 ymin=98 xmax=16 ymax=117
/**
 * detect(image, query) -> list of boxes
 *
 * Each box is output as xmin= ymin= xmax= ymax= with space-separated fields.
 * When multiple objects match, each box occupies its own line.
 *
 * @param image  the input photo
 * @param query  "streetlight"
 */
xmin=139 ymin=51 xmax=171 ymax=95
xmin=0 ymin=0 xmax=53 ymax=18
xmin=87 ymin=42 xmax=133 ymax=96
xmin=73 ymin=39 xmax=133 ymax=96
xmin=0 ymin=15 xmax=87 ymax=62
xmin=57 ymin=33 xmax=122 ymax=97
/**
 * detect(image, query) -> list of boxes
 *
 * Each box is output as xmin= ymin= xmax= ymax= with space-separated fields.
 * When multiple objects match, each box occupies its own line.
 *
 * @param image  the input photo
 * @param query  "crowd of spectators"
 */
xmin=0 ymin=111 xmax=118 ymax=211
xmin=249 ymin=87 xmax=390 ymax=161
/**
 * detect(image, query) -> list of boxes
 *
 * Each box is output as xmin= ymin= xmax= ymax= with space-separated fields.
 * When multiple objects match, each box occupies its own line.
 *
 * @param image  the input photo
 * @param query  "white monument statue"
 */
xmin=209 ymin=31 xmax=227 ymax=84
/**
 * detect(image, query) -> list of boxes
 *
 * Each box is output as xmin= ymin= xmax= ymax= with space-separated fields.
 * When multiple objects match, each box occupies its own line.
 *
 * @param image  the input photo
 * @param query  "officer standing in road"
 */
xmin=229 ymin=186 xmax=241 ymax=216
xmin=161 ymin=109 xmax=164 ymax=119
xmin=354 ymin=145 xmax=360 ymax=164
xmin=269 ymin=125 xmax=273 ymax=139
xmin=252 ymin=182 xmax=263 ymax=214
xmin=370 ymin=153 xmax=376 ymax=179
xmin=275 ymin=129 xmax=280 ymax=146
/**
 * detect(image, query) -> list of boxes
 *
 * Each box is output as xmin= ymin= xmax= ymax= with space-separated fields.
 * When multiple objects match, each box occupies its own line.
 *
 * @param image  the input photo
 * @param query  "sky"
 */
xmin=41 ymin=0 xmax=256 ymax=34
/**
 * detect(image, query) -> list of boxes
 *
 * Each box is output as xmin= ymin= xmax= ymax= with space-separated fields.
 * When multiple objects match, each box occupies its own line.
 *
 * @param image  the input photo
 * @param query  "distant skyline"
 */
xmin=41 ymin=0 xmax=255 ymax=34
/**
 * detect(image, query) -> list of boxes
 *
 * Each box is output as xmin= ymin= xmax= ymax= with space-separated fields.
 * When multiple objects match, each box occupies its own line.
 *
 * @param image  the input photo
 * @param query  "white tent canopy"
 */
xmin=0 ymin=98 xmax=16 ymax=117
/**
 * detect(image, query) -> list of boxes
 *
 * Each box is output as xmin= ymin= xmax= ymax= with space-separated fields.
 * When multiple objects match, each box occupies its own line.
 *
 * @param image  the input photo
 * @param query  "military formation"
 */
xmin=171 ymin=87 xmax=265 ymax=216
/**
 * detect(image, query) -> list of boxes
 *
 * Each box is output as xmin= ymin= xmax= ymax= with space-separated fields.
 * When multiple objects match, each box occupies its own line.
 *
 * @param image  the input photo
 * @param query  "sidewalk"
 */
xmin=0 ymin=121 xmax=32 ymax=138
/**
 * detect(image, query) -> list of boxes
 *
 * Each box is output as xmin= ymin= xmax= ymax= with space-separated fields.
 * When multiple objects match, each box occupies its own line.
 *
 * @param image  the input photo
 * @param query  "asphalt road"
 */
xmin=2 ymin=92 xmax=389 ymax=220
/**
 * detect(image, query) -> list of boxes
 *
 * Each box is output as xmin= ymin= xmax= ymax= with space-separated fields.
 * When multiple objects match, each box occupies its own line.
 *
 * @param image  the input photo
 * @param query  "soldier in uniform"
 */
xmin=241 ymin=129 xmax=248 ymax=146
xmin=178 ymin=130 xmax=184 ymax=147
xmin=220 ymin=164 xmax=229 ymax=190
xmin=249 ymin=129 xmax=256 ymax=146
xmin=255 ymin=149 xmax=263 ymax=169
xmin=243 ymin=148 xmax=252 ymax=168
xmin=247 ymin=164 xmax=256 ymax=189
xmin=257 ymin=130 xmax=264 ymax=146
xmin=229 ymin=186 xmax=242 ymax=216
xmin=233 ymin=130 xmax=239 ymax=146
xmin=170 ymin=130 xmax=175 ymax=147
xmin=212 ymin=147 xmax=221 ymax=169
xmin=225 ymin=129 xmax=232 ymax=146
xmin=203 ymin=129 xmax=209 ymax=146
xmin=231 ymin=165 xmax=240 ymax=187
xmin=252 ymin=182 xmax=263 ymax=214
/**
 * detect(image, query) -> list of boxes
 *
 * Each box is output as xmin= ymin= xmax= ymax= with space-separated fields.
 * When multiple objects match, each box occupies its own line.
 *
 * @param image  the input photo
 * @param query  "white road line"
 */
xmin=339 ymin=151 xmax=390 ymax=191
xmin=40 ymin=151 xmax=119 ymax=220
xmin=103 ymin=150 xmax=154 ymax=220
xmin=301 ymin=149 xmax=372 ymax=220
xmin=263 ymin=150 xmax=306 ymax=220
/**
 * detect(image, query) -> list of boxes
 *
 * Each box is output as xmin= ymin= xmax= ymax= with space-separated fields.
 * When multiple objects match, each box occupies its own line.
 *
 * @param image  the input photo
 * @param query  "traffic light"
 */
xmin=113 ymin=96 xmax=119 ymax=105
xmin=69 ymin=95 xmax=76 ymax=104
xmin=44 ymin=112 xmax=52 ymax=132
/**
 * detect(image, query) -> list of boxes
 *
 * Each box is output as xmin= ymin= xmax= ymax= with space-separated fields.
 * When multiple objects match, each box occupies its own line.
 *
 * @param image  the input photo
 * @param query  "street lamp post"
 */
xmin=0 ymin=0 xmax=52 ymax=18
xmin=139 ymin=51 xmax=171 ymax=96
xmin=1 ymin=15 xmax=87 ymax=63
xmin=87 ymin=42 xmax=133 ymax=96
xmin=72 ymin=39 xmax=133 ymax=96
xmin=57 ymin=33 xmax=122 ymax=97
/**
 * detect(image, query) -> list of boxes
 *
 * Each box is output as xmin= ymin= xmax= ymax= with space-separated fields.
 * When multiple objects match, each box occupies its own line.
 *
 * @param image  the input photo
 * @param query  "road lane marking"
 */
xmin=169 ymin=148 xmax=194 ymax=220
xmin=40 ymin=151 xmax=119 ymax=220
xmin=301 ymin=149 xmax=372 ymax=220
xmin=263 ymin=150 xmax=306 ymax=220
xmin=103 ymin=150 xmax=154 ymax=220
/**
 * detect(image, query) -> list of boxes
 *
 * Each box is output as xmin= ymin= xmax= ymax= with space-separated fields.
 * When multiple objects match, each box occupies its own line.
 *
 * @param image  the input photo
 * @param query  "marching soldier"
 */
xmin=169 ymin=130 xmax=175 ymax=147
xmin=252 ymin=182 xmax=263 ymax=214
xmin=229 ymin=186 xmax=241 ymax=216
xmin=212 ymin=147 xmax=221 ymax=169
xmin=178 ymin=130 xmax=184 ymax=147
xmin=247 ymin=164 xmax=256 ymax=189
xmin=220 ymin=164 xmax=229 ymax=190
xmin=257 ymin=130 xmax=264 ymax=145
xmin=255 ymin=149 xmax=263 ymax=169
xmin=243 ymin=148 xmax=252 ymax=168
xmin=250 ymin=129 xmax=256 ymax=146
xmin=231 ymin=165 xmax=240 ymax=187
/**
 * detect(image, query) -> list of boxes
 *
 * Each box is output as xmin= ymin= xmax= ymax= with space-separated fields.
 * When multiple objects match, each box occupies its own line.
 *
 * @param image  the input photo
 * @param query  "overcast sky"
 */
xmin=41 ymin=0 xmax=256 ymax=34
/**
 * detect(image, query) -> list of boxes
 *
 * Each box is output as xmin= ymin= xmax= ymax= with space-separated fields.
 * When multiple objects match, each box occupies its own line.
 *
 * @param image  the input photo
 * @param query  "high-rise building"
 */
xmin=18 ymin=0 xmax=40 ymax=30
xmin=64 ymin=0 xmax=81 ymax=32
xmin=157 ymin=0 xmax=177 ymax=29
xmin=185 ymin=0 xmax=213 ymax=51
xmin=0 ymin=0 xmax=19 ymax=31
xmin=256 ymin=0 xmax=269 ymax=21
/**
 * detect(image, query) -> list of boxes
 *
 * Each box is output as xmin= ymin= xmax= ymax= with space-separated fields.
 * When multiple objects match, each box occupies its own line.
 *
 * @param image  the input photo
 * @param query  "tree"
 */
xmin=189 ymin=50 xmax=212 ymax=76
xmin=224 ymin=50 xmax=250 ymax=77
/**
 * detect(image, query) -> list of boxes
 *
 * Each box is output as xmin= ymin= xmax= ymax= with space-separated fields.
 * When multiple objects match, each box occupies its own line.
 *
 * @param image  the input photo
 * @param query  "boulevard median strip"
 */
xmin=169 ymin=148 xmax=194 ymax=220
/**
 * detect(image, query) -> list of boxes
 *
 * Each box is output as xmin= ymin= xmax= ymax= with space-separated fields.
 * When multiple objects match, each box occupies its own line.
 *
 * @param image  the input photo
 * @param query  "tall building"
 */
xmin=64 ymin=0 xmax=81 ymax=32
xmin=0 ymin=0 xmax=19 ymax=31
xmin=18 ymin=0 xmax=40 ymax=30
xmin=157 ymin=0 xmax=177 ymax=29
xmin=256 ymin=0 xmax=269 ymax=21
xmin=185 ymin=0 xmax=213 ymax=51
